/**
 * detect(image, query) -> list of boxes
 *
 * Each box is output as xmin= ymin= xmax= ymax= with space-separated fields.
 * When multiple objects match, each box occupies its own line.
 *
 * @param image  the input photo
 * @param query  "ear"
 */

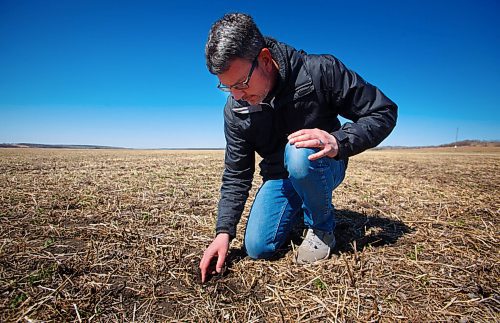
xmin=259 ymin=48 xmax=274 ymax=71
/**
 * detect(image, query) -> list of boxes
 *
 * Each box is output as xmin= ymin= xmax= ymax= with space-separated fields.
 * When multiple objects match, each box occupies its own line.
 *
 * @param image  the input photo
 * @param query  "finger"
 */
xmin=287 ymin=129 xmax=308 ymax=140
xmin=294 ymin=139 xmax=323 ymax=148
xmin=199 ymin=257 xmax=208 ymax=283
xmin=289 ymin=133 xmax=315 ymax=144
xmin=308 ymin=147 xmax=329 ymax=161
xmin=200 ymin=264 xmax=206 ymax=283
xmin=199 ymin=252 xmax=213 ymax=283
xmin=216 ymin=251 xmax=226 ymax=274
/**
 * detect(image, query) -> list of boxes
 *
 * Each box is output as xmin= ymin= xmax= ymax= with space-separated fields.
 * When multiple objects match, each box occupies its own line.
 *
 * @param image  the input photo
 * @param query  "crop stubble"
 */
xmin=0 ymin=147 xmax=498 ymax=321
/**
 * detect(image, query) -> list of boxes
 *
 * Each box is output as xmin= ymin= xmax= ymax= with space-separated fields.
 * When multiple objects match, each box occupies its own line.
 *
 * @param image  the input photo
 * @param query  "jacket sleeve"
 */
xmin=216 ymin=105 xmax=255 ymax=239
xmin=326 ymin=56 xmax=398 ymax=160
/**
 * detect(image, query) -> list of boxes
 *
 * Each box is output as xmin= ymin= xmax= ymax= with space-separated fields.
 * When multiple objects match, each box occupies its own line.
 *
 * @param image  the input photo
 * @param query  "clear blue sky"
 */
xmin=1 ymin=0 xmax=499 ymax=148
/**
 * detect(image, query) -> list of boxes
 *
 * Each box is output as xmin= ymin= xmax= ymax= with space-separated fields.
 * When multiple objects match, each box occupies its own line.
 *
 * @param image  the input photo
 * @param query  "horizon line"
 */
xmin=1 ymin=139 xmax=499 ymax=150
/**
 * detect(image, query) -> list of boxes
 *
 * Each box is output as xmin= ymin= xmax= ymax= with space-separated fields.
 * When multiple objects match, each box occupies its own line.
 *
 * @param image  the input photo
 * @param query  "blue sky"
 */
xmin=1 ymin=0 xmax=499 ymax=148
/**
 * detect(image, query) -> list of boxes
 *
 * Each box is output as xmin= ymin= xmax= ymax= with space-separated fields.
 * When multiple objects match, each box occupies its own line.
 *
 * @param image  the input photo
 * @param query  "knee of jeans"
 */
xmin=284 ymin=142 xmax=315 ymax=181
xmin=244 ymin=235 xmax=276 ymax=260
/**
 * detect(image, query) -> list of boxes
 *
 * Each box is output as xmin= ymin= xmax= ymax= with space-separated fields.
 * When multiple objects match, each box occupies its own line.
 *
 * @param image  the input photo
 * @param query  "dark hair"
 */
xmin=205 ymin=13 xmax=265 ymax=75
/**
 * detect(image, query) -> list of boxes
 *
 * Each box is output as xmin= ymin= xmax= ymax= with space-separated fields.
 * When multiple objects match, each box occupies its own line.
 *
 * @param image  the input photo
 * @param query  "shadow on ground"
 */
xmin=332 ymin=209 xmax=412 ymax=253
xmin=284 ymin=208 xmax=412 ymax=257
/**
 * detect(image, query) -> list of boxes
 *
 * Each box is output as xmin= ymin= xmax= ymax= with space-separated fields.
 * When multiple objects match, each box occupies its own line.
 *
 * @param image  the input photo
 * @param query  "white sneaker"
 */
xmin=294 ymin=228 xmax=335 ymax=264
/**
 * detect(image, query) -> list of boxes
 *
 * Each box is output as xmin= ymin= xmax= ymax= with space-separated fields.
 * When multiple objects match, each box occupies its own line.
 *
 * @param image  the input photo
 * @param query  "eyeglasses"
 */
xmin=217 ymin=55 xmax=259 ymax=92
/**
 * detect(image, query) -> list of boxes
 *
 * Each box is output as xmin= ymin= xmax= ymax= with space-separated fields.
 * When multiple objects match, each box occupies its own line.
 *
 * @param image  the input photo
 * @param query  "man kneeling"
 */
xmin=199 ymin=13 xmax=397 ymax=283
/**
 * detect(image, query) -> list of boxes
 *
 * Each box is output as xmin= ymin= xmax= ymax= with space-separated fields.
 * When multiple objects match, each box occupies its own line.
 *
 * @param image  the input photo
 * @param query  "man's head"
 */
xmin=205 ymin=13 xmax=277 ymax=105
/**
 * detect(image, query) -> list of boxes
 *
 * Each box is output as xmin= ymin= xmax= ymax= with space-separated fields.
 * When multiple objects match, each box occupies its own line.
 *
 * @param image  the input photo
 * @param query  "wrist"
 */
xmin=216 ymin=232 xmax=230 ymax=241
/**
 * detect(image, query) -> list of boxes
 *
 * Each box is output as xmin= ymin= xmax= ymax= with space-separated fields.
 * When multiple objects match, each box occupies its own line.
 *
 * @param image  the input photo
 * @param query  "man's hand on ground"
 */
xmin=288 ymin=128 xmax=339 ymax=160
xmin=199 ymin=233 xmax=230 ymax=283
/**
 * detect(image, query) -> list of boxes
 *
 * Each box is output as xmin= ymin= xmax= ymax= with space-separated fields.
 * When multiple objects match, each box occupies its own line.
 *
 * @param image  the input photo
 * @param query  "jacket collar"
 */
xmin=265 ymin=37 xmax=314 ymax=106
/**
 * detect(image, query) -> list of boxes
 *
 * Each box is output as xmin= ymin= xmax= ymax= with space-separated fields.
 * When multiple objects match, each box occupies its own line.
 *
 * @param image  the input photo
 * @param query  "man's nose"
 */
xmin=230 ymin=89 xmax=245 ymax=100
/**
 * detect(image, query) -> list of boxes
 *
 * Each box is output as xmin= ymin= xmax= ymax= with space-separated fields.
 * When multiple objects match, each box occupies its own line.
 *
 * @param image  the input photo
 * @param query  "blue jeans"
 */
xmin=244 ymin=143 xmax=346 ymax=259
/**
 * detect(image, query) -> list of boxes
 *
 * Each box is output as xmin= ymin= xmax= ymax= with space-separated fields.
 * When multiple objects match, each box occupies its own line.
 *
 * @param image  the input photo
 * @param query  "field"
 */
xmin=0 ymin=147 xmax=498 ymax=322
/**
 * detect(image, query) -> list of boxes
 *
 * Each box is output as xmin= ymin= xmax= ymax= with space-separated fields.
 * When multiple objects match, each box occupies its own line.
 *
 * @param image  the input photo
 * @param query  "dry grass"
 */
xmin=0 ymin=147 xmax=498 ymax=322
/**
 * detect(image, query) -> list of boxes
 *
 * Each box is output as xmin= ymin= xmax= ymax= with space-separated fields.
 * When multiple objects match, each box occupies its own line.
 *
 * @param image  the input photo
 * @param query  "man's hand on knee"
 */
xmin=199 ymin=233 xmax=230 ymax=283
xmin=288 ymin=128 xmax=339 ymax=160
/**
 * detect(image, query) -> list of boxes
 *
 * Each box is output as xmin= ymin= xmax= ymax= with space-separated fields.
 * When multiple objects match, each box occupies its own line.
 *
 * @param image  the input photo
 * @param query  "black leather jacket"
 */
xmin=216 ymin=38 xmax=397 ymax=238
